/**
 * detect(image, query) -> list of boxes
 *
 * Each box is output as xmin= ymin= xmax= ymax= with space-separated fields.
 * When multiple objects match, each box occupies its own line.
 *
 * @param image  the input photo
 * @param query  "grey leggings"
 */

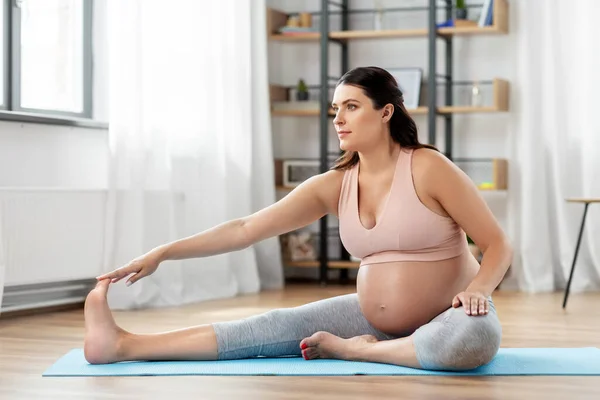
xmin=212 ymin=293 xmax=502 ymax=371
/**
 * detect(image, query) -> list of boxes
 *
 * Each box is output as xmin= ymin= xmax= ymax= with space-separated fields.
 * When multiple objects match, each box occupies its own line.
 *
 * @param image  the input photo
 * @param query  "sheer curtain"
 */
xmin=505 ymin=0 xmax=600 ymax=293
xmin=103 ymin=0 xmax=283 ymax=310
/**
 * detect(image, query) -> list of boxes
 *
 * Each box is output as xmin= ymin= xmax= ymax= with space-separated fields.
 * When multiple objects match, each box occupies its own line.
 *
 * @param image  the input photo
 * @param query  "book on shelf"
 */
xmin=478 ymin=0 xmax=494 ymax=27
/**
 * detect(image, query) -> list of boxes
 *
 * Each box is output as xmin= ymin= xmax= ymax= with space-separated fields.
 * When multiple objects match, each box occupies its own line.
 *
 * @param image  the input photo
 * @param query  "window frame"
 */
xmin=0 ymin=0 xmax=100 ymax=127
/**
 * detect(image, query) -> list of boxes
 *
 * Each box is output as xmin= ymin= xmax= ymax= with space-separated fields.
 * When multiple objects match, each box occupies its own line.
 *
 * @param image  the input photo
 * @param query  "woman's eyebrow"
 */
xmin=331 ymin=98 xmax=360 ymax=106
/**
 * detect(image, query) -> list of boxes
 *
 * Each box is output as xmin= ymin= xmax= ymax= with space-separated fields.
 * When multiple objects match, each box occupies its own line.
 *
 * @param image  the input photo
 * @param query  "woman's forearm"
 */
xmin=157 ymin=218 xmax=252 ymax=262
xmin=467 ymin=238 xmax=513 ymax=297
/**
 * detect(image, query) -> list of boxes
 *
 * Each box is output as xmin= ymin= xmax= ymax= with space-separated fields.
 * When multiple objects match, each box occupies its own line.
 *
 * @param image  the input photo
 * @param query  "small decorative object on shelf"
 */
xmin=278 ymin=14 xmax=317 ymax=36
xmin=455 ymin=0 xmax=468 ymax=20
xmin=299 ymin=12 xmax=312 ymax=28
xmin=296 ymin=79 xmax=309 ymax=101
xmin=471 ymin=82 xmax=482 ymax=107
xmin=373 ymin=0 xmax=384 ymax=31
xmin=286 ymin=15 xmax=300 ymax=28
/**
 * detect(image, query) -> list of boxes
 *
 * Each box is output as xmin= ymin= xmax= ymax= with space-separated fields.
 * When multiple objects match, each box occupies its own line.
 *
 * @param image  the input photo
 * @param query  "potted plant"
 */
xmin=296 ymin=79 xmax=309 ymax=101
xmin=456 ymin=0 xmax=468 ymax=20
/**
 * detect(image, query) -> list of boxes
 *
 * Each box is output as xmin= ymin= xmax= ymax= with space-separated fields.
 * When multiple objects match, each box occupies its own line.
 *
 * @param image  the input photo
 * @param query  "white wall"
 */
xmin=267 ymin=0 xmax=517 ymax=279
xmin=0 ymin=122 xmax=107 ymax=188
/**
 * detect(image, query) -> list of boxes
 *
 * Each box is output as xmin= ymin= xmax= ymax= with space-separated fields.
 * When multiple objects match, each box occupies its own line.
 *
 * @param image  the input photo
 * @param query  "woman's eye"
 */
xmin=347 ymin=104 xmax=356 ymax=110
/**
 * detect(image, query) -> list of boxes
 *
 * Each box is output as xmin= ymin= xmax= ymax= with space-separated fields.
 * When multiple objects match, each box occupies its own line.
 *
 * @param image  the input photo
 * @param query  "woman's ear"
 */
xmin=382 ymin=104 xmax=394 ymax=123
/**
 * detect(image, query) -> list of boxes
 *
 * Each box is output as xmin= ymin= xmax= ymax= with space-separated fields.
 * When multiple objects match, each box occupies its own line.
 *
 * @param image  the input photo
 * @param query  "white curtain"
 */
xmin=506 ymin=0 xmax=600 ymax=292
xmin=103 ymin=0 xmax=283 ymax=310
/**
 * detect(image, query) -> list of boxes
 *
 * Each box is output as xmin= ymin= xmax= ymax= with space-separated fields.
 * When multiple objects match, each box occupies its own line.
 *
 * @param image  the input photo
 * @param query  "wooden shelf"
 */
xmin=270 ymin=25 xmax=505 ymax=42
xmin=267 ymin=0 xmax=508 ymax=42
xmin=329 ymin=25 xmax=504 ymax=41
xmin=269 ymin=32 xmax=320 ymax=42
xmin=285 ymin=260 xmax=360 ymax=269
xmin=269 ymin=26 xmax=504 ymax=42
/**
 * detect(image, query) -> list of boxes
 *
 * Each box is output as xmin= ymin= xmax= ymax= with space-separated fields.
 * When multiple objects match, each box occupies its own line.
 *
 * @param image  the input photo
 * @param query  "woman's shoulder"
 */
xmin=304 ymin=169 xmax=345 ymax=215
xmin=412 ymin=147 xmax=454 ymax=171
xmin=318 ymin=168 xmax=346 ymax=190
xmin=411 ymin=147 xmax=462 ymax=186
xmin=411 ymin=147 xmax=473 ymax=197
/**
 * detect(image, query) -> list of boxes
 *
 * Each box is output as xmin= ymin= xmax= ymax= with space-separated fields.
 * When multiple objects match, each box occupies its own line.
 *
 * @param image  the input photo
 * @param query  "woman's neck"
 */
xmin=357 ymin=142 xmax=400 ymax=175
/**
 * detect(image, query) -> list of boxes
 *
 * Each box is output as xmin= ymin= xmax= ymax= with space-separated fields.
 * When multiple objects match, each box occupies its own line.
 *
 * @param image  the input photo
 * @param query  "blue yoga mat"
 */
xmin=43 ymin=347 xmax=600 ymax=377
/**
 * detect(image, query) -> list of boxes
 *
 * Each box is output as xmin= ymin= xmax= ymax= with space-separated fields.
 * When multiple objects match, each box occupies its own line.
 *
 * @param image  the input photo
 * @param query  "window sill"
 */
xmin=0 ymin=110 xmax=108 ymax=130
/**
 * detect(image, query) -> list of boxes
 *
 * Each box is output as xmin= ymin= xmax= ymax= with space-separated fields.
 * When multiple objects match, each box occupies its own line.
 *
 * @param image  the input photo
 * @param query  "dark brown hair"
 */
xmin=331 ymin=66 xmax=438 ymax=170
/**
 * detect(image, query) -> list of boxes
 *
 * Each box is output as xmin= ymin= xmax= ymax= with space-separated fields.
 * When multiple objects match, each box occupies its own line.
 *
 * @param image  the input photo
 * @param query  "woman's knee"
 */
xmin=413 ymin=306 xmax=502 ymax=371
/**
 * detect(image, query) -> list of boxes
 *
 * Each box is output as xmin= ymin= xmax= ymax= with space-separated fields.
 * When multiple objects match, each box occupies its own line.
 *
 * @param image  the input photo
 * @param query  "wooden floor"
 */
xmin=1 ymin=283 xmax=600 ymax=400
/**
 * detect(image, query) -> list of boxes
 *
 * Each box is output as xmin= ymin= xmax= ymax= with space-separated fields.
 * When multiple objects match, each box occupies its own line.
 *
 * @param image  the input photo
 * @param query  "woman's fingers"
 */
xmin=97 ymin=263 xmax=139 ymax=282
xmin=126 ymin=271 xmax=146 ymax=286
xmin=471 ymin=296 xmax=480 ymax=315
xmin=479 ymin=298 xmax=488 ymax=315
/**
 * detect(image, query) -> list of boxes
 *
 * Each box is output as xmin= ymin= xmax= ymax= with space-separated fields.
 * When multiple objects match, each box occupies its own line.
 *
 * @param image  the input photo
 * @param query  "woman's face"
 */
xmin=331 ymin=84 xmax=392 ymax=152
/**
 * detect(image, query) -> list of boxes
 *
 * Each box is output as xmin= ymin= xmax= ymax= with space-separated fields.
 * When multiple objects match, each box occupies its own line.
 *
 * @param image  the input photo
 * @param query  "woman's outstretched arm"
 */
xmin=97 ymin=170 xmax=343 ymax=284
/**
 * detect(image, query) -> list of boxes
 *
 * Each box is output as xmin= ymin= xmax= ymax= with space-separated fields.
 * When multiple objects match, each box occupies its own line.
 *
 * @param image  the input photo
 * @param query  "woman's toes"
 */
xmin=302 ymin=347 xmax=320 ymax=360
xmin=300 ymin=331 xmax=329 ymax=351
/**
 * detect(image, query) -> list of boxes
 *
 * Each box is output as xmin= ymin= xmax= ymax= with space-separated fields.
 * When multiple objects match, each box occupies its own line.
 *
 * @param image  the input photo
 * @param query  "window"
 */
xmin=2 ymin=0 xmax=92 ymax=118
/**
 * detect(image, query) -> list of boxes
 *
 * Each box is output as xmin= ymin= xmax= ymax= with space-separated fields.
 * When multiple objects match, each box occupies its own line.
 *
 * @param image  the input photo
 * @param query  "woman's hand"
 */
xmin=452 ymin=290 xmax=489 ymax=316
xmin=96 ymin=247 xmax=166 ymax=286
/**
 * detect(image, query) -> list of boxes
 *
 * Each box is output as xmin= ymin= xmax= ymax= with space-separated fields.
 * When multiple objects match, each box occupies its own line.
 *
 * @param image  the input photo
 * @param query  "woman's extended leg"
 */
xmin=301 ymin=298 xmax=502 ymax=371
xmin=83 ymin=279 xmax=394 ymax=364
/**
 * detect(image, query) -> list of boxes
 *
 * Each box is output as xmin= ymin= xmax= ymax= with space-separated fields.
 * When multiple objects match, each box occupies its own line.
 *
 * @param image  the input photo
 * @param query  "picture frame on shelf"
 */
xmin=282 ymin=159 xmax=320 ymax=187
xmin=386 ymin=67 xmax=423 ymax=110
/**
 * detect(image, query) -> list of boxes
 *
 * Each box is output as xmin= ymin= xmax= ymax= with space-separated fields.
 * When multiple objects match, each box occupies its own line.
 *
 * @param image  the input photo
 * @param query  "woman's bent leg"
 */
xmin=412 ymin=297 xmax=502 ymax=370
xmin=299 ymin=297 xmax=502 ymax=370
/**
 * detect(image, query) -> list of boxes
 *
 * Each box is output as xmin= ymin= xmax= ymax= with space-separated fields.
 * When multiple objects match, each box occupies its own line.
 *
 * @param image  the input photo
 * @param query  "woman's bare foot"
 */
xmin=299 ymin=332 xmax=378 ymax=361
xmin=83 ymin=279 xmax=127 ymax=364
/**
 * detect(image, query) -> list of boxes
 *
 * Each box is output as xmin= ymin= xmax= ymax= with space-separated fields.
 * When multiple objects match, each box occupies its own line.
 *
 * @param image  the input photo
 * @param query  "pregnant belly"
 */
xmin=356 ymin=251 xmax=480 ymax=336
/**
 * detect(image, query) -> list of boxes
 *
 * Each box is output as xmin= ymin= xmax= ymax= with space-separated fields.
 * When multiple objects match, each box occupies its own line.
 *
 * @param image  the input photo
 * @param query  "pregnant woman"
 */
xmin=86 ymin=66 xmax=512 ymax=371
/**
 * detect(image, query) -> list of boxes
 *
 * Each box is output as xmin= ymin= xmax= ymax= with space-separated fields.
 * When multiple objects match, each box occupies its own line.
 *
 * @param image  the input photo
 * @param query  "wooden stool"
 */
xmin=563 ymin=198 xmax=600 ymax=308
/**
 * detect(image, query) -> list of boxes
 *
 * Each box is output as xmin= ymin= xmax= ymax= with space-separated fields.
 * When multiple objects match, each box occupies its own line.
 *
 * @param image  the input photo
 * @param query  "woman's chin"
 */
xmin=339 ymin=141 xmax=353 ymax=152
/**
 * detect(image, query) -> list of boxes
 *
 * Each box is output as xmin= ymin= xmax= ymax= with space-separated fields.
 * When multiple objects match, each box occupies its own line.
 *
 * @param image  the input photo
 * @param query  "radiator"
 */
xmin=0 ymin=189 xmax=107 ymax=313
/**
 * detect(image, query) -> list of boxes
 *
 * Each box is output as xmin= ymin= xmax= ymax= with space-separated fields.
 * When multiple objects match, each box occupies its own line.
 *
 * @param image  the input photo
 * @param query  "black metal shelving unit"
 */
xmin=270 ymin=1 xmax=507 ymax=285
